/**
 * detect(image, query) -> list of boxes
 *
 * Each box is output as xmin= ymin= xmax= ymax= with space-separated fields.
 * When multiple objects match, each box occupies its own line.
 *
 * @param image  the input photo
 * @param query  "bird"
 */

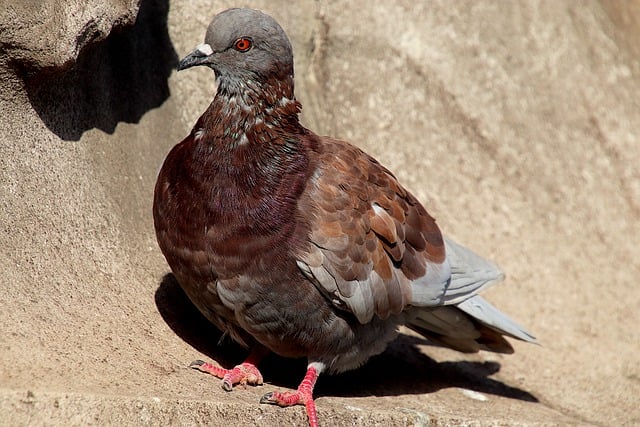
xmin=153 ymin=7 xmax=536 ymax=427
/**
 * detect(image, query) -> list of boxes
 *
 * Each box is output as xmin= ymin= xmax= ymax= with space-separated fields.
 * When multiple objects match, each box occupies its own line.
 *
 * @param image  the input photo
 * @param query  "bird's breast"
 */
xmin=153 ymin=134 xmax=310 ymax=281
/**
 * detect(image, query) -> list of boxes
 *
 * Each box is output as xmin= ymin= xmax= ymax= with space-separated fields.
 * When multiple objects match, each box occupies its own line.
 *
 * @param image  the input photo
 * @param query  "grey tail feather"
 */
xmin=405 ymin=295 xmax=537 ymax=354
xmin=405 ymin=307 xmax=513 ymax=353
xmin=457 ymin=295 xmax=537 ymax=344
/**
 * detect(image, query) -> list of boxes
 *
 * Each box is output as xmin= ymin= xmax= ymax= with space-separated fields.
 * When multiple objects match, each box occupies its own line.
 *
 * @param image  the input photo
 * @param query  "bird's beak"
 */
xmin=177 ymin=43 xmax=215 ymax=71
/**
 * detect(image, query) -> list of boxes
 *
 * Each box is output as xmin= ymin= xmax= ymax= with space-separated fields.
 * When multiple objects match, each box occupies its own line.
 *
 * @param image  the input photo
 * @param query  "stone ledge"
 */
xmin=0 ymin=387 xmax=580 ymax=426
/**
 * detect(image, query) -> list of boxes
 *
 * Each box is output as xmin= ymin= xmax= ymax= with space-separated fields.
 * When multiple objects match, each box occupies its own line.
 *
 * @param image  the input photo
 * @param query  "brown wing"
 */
xmin=297 ymin=138 xmax=448 ymax=324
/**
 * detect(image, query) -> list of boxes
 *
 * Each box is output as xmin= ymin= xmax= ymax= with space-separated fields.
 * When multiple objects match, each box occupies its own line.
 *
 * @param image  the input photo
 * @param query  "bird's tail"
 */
xmin=405 ymin=296 xmax=537 ymax=353
xmin=405 ymin=237 xmax=537 ymax=353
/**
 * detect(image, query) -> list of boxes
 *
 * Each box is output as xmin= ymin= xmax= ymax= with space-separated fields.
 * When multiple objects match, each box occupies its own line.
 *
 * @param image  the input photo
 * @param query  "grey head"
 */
xmin=178 ymin=8 xmax=294 ymax=89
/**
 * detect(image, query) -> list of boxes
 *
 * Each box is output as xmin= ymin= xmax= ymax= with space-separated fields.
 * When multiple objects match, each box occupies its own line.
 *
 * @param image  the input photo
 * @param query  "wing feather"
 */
xmin=297 ymin=139 xmax=449 ymax=323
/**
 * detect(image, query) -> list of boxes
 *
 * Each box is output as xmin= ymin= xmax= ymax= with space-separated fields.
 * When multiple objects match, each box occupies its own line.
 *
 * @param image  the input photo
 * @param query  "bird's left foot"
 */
xmin=190 ymin=359 xmax=263 ymax=391
xmin=260 ymin=364 xmax=320 ymax=427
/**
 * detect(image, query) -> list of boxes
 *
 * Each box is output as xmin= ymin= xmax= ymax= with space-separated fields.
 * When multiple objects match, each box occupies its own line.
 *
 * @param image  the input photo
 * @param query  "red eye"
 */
xmin=234 ymin=37 xmax=253 ymax=52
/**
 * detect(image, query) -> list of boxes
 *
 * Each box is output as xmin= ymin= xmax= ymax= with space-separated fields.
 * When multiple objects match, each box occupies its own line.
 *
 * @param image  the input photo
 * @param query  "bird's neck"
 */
xmin=197 ymin=74 xmax=302 ymax=147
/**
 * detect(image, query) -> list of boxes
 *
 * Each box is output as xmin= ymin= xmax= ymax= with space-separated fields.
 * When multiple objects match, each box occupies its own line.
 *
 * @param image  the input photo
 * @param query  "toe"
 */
xmin=259 ymin=390 xmax=304 ymax=407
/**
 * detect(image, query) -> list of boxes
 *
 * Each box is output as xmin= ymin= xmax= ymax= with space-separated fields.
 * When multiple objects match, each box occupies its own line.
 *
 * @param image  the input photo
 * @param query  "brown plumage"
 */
xmin=153 ymin=8 xmax=536 ymax=427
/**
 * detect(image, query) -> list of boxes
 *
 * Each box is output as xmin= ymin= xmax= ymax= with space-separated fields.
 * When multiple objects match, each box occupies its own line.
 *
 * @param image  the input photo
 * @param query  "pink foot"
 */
xmin=190 ymin=359 xmax=263 ymax=391
xmin=260 ymin=365 xmax=320 ymax=427
xmin=189 ymin=346 xmax=268 ymax=391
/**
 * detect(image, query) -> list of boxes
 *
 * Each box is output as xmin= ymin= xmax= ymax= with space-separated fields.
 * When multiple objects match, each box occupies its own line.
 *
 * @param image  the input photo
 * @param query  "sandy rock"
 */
xmin=1 ymin=0 xmax=139 ymax=79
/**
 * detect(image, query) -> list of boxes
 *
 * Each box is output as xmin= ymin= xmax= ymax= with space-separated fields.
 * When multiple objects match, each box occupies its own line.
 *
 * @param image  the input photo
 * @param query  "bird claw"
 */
xmin=221 ymin=379 xmax=234 ymax=392
xmin=259 ymin=391 xmax=276 ymax=404
xmin=189 ymin=359 xmax=206 ymax=369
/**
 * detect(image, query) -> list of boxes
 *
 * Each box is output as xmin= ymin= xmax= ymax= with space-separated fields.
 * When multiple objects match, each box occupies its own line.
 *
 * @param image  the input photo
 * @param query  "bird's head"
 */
xmin=178 ymin=8 xmax=294 ymax=92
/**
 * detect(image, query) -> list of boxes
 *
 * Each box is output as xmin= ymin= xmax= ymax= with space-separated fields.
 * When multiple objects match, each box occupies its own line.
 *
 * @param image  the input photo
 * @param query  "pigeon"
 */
xmin=153 ymin=7 xmax=536 ymax=427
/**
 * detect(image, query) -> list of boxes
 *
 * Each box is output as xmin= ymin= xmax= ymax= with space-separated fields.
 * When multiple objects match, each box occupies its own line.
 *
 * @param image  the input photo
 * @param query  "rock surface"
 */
xmin=1 ymin=0 xmax=639 ymax=425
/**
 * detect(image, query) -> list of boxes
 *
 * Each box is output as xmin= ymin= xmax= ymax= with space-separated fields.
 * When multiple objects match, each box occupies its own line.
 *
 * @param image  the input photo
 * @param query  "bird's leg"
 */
xmin=190 ymin=346 xmax=268 ymax=391
xmin=260 ymin=362 xmax=323 ymax=427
